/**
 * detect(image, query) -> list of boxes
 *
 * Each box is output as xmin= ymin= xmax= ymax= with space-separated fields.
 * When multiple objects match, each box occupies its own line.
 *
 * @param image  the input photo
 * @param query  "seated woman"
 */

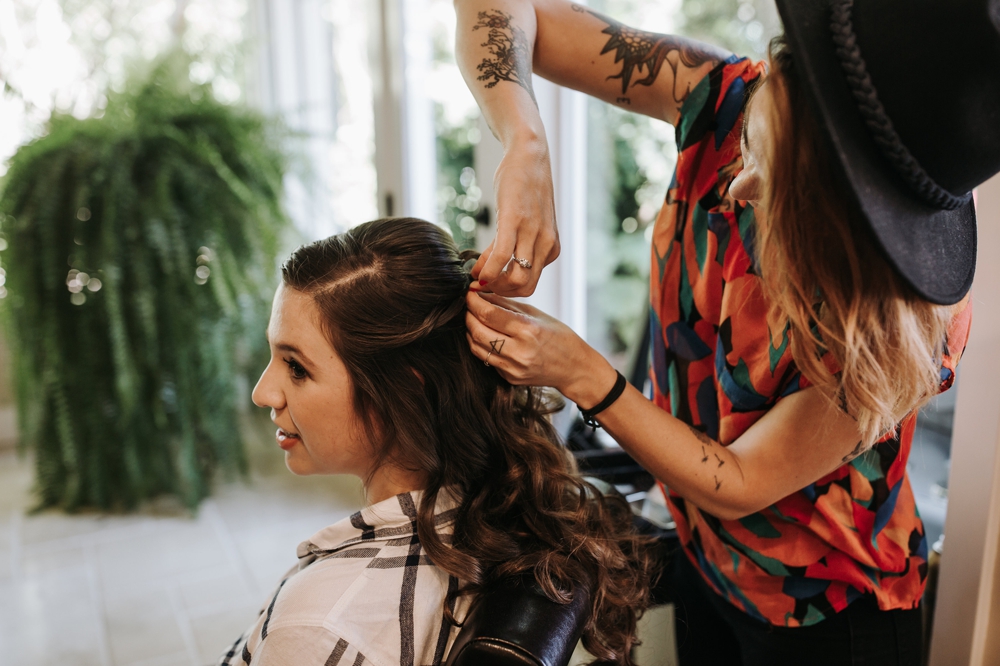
xmin=218 ymin=217 xmax=651 ymax=666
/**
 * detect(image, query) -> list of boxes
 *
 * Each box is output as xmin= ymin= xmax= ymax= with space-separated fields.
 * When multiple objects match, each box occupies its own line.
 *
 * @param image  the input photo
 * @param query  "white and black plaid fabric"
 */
xmin=218 ymin=490 xmax=467 ymax=666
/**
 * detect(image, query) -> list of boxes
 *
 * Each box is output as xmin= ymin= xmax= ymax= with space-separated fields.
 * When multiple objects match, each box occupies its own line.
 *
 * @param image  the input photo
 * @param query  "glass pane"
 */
xmin=911 ymin=383 xmax=957 ymax=550
xmin=328 ymin=0 xmax=379 ymax=227
xmin=428 ymin=0 xmax=483 ymax=250
xmin=0 ymin=0 xmax=249 ymax=170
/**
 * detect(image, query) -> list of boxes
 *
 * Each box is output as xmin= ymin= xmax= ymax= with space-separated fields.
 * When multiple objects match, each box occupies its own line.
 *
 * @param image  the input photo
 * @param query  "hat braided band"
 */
xmin=829 ymin=0 xmax=973 ymax=210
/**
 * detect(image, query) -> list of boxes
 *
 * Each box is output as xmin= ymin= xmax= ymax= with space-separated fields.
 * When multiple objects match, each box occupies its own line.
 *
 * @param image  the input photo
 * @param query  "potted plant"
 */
xmin=0 ymin=57 xmax=289 ymax=510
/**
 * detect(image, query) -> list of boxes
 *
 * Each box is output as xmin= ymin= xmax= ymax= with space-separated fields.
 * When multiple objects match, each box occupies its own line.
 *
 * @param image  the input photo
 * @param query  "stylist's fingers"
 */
xmin=465 ymin=314 xmax=534 ymax=385
xmin=473 ymin=290 xmax=546 ymax=320
xmin=466 ymin=332 xmax=520 ymax=384
xmin=503 ymin=241 xmax=537 ymax=294
xmin=475 ymin=223 xmax=516 ymax=289
xmin=465 ymin=291 xmax=546 ymax=338
xmin=469 ymin=239 xmax=493 ymax=288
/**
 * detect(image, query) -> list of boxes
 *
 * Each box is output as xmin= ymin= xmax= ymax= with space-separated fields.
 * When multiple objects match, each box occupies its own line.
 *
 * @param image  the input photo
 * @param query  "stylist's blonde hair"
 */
xmin=756 ymin=37 xmax=958 ymax=446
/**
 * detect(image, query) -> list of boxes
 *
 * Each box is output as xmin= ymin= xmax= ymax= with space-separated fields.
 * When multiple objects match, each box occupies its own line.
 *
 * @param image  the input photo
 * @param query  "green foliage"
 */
xmin=435 ymin=105 xmax=482 ymax=251
xmin=0 ymin=55 xmax=288 ymax=511
xmin=587 ymin=101 xmax=675 ymax=359
xmin=679 ymin=0 xmax=777 ymax=57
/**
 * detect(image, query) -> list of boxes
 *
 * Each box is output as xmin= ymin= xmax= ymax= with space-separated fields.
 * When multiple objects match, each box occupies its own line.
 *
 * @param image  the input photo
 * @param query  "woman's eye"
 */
xmin=284 ymin=358 xmax=308 ymax=380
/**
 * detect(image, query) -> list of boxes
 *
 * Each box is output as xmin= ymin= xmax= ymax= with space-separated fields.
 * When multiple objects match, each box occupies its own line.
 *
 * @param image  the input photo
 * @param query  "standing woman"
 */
xmin=455 ymin=0 xmax=1000 ymax=663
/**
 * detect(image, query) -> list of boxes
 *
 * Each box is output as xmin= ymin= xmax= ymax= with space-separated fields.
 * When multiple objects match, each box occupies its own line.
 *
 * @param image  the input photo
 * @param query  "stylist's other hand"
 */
xmin=465 ymin=291 xmax=614 ymax=406
xmin=470 ymin=135 xmax=559 ymax=297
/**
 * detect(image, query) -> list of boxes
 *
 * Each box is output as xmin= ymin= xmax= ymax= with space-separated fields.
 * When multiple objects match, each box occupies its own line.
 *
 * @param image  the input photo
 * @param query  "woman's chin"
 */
xmin=283 ymin=449 xmax=315 ymax=476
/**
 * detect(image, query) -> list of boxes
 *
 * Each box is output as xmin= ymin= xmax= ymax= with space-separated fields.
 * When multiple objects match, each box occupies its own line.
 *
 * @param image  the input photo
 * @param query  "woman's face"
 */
xmin=252 ymin=284 xmax=371 ymax=478
xmin=729 ymin=78 xmax=774 ymax=206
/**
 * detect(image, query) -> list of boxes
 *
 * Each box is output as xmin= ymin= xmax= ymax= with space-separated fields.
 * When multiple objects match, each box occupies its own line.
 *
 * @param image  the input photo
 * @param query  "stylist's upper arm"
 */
xmin=453 ymin=0 xmax=729 ymax=296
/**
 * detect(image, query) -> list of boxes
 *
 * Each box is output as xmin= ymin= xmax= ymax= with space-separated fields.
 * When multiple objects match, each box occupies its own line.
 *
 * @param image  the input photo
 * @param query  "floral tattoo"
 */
xmin=587 ymin=9 xmax=721 ymax=102
xmin=472 ymin=10 xmax=536 ymax=104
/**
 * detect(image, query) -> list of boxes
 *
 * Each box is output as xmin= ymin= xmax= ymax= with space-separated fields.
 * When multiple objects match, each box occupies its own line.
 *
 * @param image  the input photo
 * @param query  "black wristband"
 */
xmin=578 ymin=371 xmax=627 ymax=428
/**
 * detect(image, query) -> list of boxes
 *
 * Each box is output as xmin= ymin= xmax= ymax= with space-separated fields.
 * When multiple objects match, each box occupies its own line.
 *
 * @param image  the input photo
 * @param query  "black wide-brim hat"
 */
xmin=774 ymin=0 xmax=1000 ymax=305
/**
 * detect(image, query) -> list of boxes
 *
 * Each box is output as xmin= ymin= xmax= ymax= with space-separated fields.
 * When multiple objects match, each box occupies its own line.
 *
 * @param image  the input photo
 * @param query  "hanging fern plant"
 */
xmin=0 ymin=56 xmax=289 ymax=511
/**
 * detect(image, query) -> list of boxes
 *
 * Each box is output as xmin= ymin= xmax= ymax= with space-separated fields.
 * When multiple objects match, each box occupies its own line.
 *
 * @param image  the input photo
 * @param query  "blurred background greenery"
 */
xmin=0 ymin=0 xmax=780 ymax=512
xmin=1 ymin=57 xmax=288 ymax=510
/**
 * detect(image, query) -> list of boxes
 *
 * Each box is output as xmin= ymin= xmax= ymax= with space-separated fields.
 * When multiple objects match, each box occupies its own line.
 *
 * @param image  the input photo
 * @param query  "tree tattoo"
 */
xmin=586 ymin=10 xmax=721 ymax=102
xmin=472 ymin=10 xmax=536 ymax=103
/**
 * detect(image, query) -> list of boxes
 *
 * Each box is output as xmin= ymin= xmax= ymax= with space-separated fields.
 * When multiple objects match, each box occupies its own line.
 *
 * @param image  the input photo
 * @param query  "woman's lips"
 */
xmin=276 ymin=428 xmax=300 ymax=450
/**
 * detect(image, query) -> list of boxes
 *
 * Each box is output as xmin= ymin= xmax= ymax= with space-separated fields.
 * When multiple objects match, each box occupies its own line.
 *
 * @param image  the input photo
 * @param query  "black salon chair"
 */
xmin=445 ymin=573 xmax=590 ymax=666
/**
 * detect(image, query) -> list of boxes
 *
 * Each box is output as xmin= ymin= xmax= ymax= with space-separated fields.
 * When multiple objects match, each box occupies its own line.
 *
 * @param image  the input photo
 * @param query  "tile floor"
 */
xmin=0 ymin=432 xmax=366 ymax=666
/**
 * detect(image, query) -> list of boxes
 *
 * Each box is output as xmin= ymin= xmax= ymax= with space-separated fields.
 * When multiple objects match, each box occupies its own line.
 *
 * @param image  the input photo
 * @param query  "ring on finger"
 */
xmin=485 ymin=350 xmax=493 ymax=367
xmin=512 ymin=255 xmax=532 ymax=270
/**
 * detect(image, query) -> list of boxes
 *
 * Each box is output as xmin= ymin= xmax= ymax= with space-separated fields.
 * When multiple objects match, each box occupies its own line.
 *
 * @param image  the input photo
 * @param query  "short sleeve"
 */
xmin=675 ymin=55 xmax=766 ymax=153
xmin=939 ymin=294 xmax=972 ymax=391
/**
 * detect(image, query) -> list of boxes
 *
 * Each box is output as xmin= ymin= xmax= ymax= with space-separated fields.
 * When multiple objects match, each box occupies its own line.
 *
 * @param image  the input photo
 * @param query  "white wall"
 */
xmin=930 ymin=172 xmax=1000 ymax=666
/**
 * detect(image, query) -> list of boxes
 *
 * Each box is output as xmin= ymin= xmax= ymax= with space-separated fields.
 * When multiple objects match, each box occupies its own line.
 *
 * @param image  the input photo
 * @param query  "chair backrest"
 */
xmin=444 ymin=574 xmax=590 ymax=666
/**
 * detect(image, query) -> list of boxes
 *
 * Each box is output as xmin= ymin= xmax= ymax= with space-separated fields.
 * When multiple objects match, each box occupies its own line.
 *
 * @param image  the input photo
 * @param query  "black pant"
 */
xmin=663 ymin=551 xmax=923 ymax=666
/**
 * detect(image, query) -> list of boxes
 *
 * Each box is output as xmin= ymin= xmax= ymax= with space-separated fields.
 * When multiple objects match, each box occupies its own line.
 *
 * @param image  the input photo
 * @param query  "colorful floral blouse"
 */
xmin=649 ymin=56 xmax=973 ymax=627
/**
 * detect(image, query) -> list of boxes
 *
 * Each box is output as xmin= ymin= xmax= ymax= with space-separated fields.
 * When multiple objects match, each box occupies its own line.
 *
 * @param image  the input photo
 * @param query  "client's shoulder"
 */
xmin=262 ymin=490 xmax=463 ymax=660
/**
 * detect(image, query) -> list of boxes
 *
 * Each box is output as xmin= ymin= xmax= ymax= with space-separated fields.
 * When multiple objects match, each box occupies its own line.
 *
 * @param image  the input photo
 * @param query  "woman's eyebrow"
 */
xmin=275 ymin=342 xmax=314 ymax=366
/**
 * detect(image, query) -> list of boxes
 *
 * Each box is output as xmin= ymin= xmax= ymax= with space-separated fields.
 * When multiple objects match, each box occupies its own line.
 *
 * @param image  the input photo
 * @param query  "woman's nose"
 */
xmin=251 ymin=362 xmax=282 ymax=410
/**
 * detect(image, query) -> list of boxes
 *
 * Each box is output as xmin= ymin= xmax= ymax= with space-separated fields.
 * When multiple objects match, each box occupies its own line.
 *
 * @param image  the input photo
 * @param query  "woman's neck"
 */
xmin=363 ymin=464 xmax=428 ymax=504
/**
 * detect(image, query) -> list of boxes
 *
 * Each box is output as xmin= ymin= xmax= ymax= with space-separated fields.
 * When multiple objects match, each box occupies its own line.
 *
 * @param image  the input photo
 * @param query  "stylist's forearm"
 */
xmin=561 ymin=351 xmax=752 ymax=520
xmin=454 ymin=0 xmax=546 ymax=149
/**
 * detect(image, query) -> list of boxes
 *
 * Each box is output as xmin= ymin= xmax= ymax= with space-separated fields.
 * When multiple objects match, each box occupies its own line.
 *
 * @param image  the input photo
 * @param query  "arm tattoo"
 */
xmin=714 ymin=453 xmax=725 ymax=468
xmin=842 ymin=441 xmax=865 ymax=464
xmin=472 ymin=10 xmax=536 ymax=104
xmin=586 ymin=9 xmax=721 ymax=102
xmin=701 ymin=446 xmax=709 ymax=463
xmin=714 ymin=475 xmax=722 ymax=492
xmin=687 ymin=424 xmax=715 ymax=447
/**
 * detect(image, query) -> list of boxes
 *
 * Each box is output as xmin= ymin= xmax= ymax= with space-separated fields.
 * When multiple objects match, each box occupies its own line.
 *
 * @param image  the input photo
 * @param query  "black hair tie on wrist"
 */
xmin=578 ymin=371 xmax=628 ymax=428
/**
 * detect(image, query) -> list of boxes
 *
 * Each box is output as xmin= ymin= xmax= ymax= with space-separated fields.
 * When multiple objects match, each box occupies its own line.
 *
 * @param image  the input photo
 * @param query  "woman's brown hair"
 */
xmin=281 ymin=217 xmax=652 ymax=664
xmin=754 ymin=37 xmax=959 ymax=445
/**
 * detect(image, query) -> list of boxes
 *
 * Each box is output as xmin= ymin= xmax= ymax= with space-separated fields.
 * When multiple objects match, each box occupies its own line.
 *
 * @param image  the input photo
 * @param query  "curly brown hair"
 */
xmin=281 ymin=217 xmax=653 ymax=664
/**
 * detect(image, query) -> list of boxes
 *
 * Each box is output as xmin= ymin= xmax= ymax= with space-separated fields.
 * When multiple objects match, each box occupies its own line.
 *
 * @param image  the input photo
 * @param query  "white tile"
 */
xmin=0 ymin=546 xmax=11 ymax=583
xmin=188 ymin=601 xmax=261 ymax=665
xmin=19 ymin=542 xmax=85 ymax=577
xmin=21 ymin=510 xmax=142 ymax=547
xmin=105 ymin=587 xmax=185 ymax=666
xmin=6 ymin=565 xmax=107 ymax=666
xmin=96 ymin=520 xmax=229 ymax=600
xmin=123 ymin=651 xmax=194 ymax=666
xmin=175 ymin=567 xmax=253 ymax=614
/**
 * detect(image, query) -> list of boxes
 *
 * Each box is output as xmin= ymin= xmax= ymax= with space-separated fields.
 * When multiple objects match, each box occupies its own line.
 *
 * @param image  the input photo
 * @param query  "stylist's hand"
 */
xmin=465 ymin=291 xmax=616 ymax=407
xmin=470 ymin=135 xmax=559 ymax=297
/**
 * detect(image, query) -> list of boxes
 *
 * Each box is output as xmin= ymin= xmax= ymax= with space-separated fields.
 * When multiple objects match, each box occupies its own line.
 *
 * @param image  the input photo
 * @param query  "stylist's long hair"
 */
xmin=755 ymin=36 xmax=959 ymax=446
xmin=282 ymin=218 xmax=651 ymax=665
